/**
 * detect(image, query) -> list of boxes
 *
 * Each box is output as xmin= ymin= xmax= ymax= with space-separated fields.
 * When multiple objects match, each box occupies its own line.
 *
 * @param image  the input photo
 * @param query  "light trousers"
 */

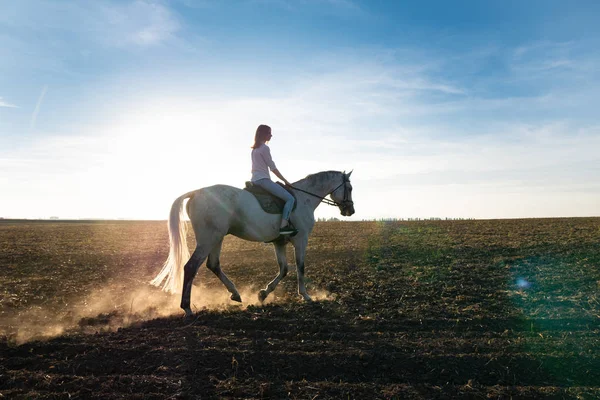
xmin=253 ymin=178 xmax=295 ymax=221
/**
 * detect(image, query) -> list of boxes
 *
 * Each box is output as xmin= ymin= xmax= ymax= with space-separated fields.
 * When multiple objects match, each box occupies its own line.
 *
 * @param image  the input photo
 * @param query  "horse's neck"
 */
xmin=295 ymin=172 xmax=341 ymax=210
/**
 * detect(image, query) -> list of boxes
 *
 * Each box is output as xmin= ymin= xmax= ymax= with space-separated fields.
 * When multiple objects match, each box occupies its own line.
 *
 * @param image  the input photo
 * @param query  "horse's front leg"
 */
xmin=259 ymin=241 xmax=289 ymax=302
xmin=293 ymin=237 xmax=312 ymax=302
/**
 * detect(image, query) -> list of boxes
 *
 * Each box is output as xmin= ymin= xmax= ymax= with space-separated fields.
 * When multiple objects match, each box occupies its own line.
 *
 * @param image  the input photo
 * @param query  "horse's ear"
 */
xmin=346 ymin=170 xmax=353 ymax=178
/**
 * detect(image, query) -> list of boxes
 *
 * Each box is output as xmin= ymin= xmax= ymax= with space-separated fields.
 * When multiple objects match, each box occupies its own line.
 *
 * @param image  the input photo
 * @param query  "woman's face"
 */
xmin=266 ymin=129 xmax=273 ymax=142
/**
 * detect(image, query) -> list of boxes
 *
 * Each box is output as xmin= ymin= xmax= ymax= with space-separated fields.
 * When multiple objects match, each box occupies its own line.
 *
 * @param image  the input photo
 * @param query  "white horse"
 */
xmin=151 ymin=170 xmax=355 ymax=316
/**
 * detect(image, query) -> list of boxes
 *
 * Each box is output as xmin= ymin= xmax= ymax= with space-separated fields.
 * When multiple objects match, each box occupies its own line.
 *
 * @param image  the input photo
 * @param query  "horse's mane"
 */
xmin=297 ymin=170 xmax=340 ymax=186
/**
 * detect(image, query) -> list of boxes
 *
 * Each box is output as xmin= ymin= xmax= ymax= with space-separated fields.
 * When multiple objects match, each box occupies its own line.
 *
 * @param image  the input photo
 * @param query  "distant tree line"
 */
xmin=317 ymin=217 xmax=475 ymax=222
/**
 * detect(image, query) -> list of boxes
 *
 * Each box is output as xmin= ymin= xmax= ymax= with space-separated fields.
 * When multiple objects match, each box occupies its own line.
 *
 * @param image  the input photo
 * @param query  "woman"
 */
xmin=251 ymin=124 xmax=297 ymax=235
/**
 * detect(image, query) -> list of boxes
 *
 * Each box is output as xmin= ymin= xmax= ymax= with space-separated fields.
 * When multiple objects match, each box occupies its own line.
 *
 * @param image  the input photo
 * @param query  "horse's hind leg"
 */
xmin=258 ymin=241 xmax=289 ymax=302
xmin=206 ymin=239 xmax=242 ymax=303
xmin=181 ymin=246 xmax=209 ymax=317
xmin=293 ymin=237 xmax=312 ymax=302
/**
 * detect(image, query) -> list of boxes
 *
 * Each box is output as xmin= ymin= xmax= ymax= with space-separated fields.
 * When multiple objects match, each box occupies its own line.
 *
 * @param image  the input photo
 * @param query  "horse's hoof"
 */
xmin=258 ymin=289 xmax=268 ymax=303
xmin=302 ymin=294 xmax=313 ymax=302
xmin=230 ymin=293 xmax=242 ymax=302
xmin=183 ymin=308 xmax=193 ymax=318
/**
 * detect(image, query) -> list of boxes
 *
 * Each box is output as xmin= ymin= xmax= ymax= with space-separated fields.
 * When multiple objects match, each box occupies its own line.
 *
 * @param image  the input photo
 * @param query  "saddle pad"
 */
xmin=244 ymin=181 xmax=297 ymax=214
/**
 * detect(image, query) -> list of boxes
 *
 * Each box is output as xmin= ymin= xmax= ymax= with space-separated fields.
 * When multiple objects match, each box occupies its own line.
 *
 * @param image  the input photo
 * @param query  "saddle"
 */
xmin=244 ymin=181 xmax=297 ymax=214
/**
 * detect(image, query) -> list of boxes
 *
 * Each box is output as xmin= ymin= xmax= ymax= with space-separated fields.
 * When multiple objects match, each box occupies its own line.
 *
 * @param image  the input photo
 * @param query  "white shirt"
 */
xmin=251 ymin=144 xmax=277 ymax=182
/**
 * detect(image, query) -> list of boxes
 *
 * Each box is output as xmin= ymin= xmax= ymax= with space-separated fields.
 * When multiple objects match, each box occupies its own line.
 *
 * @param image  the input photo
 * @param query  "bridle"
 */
xmin=287 ymin=174 xmax=353 ymax=209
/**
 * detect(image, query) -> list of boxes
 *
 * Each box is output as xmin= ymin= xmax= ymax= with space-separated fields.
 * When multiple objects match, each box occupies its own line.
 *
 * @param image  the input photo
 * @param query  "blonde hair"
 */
xmin=251 ymin=124 xmax=271 ymax=149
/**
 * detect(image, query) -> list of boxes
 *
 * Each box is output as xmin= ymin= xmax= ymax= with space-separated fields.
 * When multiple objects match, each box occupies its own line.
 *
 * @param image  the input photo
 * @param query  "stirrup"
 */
xmin=279 ymin=225 xmax=298 ymax=236
xmin=279 ymin=220 xmax=298 ymax=236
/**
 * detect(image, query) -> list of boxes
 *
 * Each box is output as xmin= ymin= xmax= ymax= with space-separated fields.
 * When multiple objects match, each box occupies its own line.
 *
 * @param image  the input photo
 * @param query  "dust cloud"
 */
xmin=1 ymin=282 xmax=321 ymax=345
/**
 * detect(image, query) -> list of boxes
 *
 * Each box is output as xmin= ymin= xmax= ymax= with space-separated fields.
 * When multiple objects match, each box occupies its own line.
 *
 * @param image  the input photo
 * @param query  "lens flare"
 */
xmin=516 ymin=277 xmax=531 ymax=289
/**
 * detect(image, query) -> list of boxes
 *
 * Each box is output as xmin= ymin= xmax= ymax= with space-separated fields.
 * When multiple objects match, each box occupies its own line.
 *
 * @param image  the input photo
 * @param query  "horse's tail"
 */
xmin=150 ymin=191 xmax=195 ymax=294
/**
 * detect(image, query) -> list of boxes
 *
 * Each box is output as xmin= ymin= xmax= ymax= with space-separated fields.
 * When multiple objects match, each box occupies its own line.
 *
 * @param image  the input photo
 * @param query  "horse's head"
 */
xmin=330 ymin=171 xmax=355 ymax=217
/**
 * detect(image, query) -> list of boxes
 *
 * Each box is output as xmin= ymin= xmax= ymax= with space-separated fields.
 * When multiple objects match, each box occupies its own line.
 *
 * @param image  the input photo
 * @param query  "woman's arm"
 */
xmin=262 ymin=146 xmax=291 ymax=185
xmin=272 ymin=169 xmax=291 ymax=186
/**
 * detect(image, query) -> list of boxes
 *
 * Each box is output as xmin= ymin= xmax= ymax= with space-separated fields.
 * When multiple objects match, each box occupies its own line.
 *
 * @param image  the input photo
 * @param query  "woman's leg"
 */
xmin=254 ymin=179 xmax=296 ymax=227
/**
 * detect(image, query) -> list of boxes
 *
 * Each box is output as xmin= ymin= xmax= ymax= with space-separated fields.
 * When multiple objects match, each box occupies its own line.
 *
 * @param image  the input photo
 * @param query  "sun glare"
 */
xmin=83 ymin=102 xmax=253 ymax=220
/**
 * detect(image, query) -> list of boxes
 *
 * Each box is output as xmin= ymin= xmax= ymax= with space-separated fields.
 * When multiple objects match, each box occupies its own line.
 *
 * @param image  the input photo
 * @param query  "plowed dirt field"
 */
xmin=1 ymin=218 xmax=599 ymax=399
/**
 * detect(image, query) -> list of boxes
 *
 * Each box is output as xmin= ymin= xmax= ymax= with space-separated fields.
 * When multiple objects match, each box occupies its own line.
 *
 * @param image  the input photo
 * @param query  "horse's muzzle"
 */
xmin=340 ymin=202 xmax=355 ymax=217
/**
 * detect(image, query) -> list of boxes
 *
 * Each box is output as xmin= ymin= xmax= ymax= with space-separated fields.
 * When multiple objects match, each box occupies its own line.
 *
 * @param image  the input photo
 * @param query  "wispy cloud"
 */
xmin=511 ymin=41 xmax=577 ymax=74
xmin=175 ymin=0 xmax=216 ymax=10
xmin=322 ymin=0 xmax=363 ymax=12
xmin=247 ymin=0 xmax=365 ymax=16
xmin=99 ymin=1 xmax=181 ymax=47
xmin=0 ymin=96 xmax=17 ymax=108
xmin=30 ymin=85 xmax=48 ymax=130
xmin=0 ymin=1 xmax=181 ymax=49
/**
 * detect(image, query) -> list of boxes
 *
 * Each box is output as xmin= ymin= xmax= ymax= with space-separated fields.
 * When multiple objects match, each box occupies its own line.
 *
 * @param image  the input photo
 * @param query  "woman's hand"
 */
xmin=273 ymin=169 xmax=291 ymax=186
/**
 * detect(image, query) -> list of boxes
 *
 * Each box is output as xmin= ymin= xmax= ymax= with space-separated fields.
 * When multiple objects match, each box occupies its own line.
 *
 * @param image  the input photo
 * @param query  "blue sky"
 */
xmin=1 ymin=0 xmax=599 ymax=220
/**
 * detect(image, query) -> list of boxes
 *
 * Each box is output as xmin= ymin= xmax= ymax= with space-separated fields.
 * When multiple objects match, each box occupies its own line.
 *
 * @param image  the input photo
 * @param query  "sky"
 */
xmin=1 ymin=0 xmax=599 ymax=220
